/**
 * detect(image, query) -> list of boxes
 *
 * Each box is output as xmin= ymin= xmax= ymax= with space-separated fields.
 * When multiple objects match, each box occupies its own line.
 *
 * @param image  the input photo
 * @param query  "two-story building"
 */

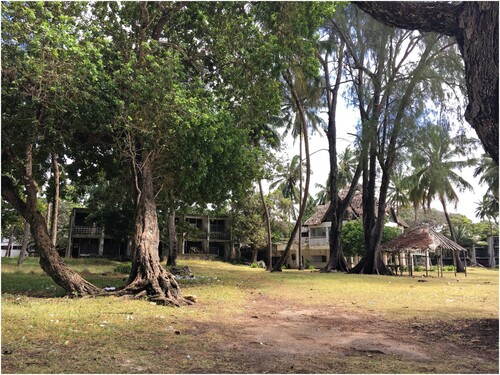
xmin=177 ymin=214 xmax=232 ymax=259
xmin=66 ymin=208 xmax=128 ymax=258
xmin=66 ymin=208 xmax=232 ymax=260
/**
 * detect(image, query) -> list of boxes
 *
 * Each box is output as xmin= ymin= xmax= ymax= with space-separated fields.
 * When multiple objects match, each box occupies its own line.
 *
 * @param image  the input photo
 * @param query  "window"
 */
xmin=310 ymin=227 xmax=327 ymax=238
xmin=312 ymin=255 xmax=327 ymax=262
xmin=210 ymin=219 xmax=225 ymax=233
xmin=186 ymin=218 xmax=202 ymax=230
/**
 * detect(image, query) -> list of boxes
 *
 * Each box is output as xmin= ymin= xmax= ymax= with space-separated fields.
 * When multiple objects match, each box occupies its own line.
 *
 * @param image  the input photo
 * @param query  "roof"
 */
xmin=380 ymin=226 xmax=467 ymax=253
xmin=304 ymin=186 xmax=408 ymax=227
xmin=304 ymin=204 xmax=329 ymax=226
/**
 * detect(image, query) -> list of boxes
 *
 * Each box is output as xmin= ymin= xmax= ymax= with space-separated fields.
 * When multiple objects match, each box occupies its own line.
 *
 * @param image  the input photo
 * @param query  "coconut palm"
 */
xmin=387 ymin=166 xmax=411 ymax=216
xmin=269 ymin=154 xmax=302 ymax=220
xmin=337 ymin=147 xmax=358 ymax=189
xmin=409 ymin=125 xmax=475 ymax=271
xmin=473 ymin=154 xmax=499 ymax=200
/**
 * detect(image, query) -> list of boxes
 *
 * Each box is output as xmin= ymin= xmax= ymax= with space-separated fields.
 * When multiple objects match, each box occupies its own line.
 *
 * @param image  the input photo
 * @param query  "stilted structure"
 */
xmin=381 ymin=226 xmax=468 ymax=277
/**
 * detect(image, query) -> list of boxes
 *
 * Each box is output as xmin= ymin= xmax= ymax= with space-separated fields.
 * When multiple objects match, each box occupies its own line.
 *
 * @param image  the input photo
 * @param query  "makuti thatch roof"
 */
xmin=304 ymin=185 xmax=408 ymax=228
xmin=380 ymin=226 xmax=467 ymax=254
xmin=304 ymin=186 xmax=364 ymax=226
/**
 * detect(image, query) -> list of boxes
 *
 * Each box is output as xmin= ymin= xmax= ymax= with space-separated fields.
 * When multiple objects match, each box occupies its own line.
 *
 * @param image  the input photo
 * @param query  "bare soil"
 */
xmin=183 ymin=294 xmax=499 ymax=374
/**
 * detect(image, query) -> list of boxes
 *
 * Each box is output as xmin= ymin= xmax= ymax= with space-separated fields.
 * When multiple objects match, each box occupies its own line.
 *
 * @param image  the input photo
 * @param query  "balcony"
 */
xmin=73 ymin=226 xmax=103 ymax=236
xmin=308 ymin=237 xmax=329 ymax=247
xmin=210 ymin=231 xmax=230 ymax=240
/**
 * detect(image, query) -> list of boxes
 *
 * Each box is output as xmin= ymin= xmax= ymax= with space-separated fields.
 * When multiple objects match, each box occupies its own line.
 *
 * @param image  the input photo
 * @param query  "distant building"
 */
xmin=66 ymin=208 xmax=232 ymax=259
xmin=273 ymin=186 xmax=408 ymax=269
xmin=177 ymin=214 xmax=232 ymax=259
xmin=1 ymin=238 xmax=22 ymax=257
xmin=66 ymin=208 xmax=129 ymax=258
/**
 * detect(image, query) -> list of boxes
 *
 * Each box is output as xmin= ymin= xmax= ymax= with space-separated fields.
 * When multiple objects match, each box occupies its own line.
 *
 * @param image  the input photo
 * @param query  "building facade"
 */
xmin=178 ymin=214 xmax=232 ymax=259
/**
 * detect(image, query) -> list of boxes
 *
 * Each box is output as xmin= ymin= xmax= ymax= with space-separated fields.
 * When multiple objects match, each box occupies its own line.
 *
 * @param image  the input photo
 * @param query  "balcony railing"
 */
xmin=73 ymin=226 xmax=103 ymax=236
xmin=308 ymin=237 xmax=329 ymax=247
xmin=210 ymin=231 xmax=230 ymax=240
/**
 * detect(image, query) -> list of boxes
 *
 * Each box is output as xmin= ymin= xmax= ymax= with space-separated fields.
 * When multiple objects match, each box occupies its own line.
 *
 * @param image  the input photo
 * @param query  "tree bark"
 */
xmin=119 ymin=141 xmax=191 ymax=306
xmin=258 ymin=179 xmax=273 ymax=271
xmin=50 ymin=152 xmax=60 ymax=246
xmin=355 ymin=1 xmax=499 ymax=163
xmin=17 ymin=221 xmax=30 ymax=267
xmin=166 ymin=208 xmax=177 ymax=267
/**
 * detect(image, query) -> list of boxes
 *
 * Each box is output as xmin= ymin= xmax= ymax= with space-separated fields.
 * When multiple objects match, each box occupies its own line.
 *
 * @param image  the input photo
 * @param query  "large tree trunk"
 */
xmin=3 ymin=179 xmax=101 ymax=295
xmin=272 ymin=71 xmax=312 ymax=272
xmin=50 ymin=152 xmax=60 ymax=246
xmin=166 ymin=208 xmax=177 ymax=267
xmin=351 ymin=146 xmax=393 ymax=276
xmin=319 ymin=40 xmax=354 ymax=273
xmin=258 ymin=179 xmax=273 ymax=271
xmin=355 ymin=1 xmax=499 ymax=164
xmin=17 ymin=221 xmax=30 ymax=267
xmin=2 ymin=146 xmax=101 ymax=295
xmin=119 ymin=143 xmax=191 ymax=306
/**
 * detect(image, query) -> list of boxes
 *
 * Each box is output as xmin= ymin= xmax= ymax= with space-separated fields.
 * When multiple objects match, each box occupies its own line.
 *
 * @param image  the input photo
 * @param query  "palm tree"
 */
xmin=410 ymin=125 xmax=475 ymax=271
xmin=474 ymin=154 xmax=499 ymax=200
xmin=337 ymin=147 xmax=358 ymax=189
xmin=387 ymin=166 xmax=411 ymax=216
xmin=475 ymin=193 xmax=499 ymax=225
xmin=269 ymin=155 xmax=302 ymax=221
xmin=314 ymin=176 xmax=331 ymax=206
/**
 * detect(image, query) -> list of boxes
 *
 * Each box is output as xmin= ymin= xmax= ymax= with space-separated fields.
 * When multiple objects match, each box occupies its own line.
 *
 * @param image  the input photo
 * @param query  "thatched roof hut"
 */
xmin=381 ymin=226 xmax=467 ymax=277
xmin=380 ymin=226 xmax=467 ymax=254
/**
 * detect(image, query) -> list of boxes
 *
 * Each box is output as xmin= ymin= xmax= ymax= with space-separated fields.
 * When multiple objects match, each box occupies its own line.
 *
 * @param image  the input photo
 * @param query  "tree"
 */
xmin=337 ymin=147 xmax=359 ymax=190
xmin=2 ymin=2 xmax=103 ymax=295
xmin=332 ymin=5 xmax=464 ymax=275
xmin=269 ymin=155 xmax=302 ymax=221
xmin=318 ymin=28 xmax=362 ymax=273
xmin=409 ymin=125 xmax=476 ymax=271
xmin=355 ymin=2 xmax=499 ymax=164
xmin=387 ymin=165 xmax=411 ymax=216
xmin=231 ymin=191 xmax=268 ymax=264
xmin=474 ymin=154 xmax=499 ymax=201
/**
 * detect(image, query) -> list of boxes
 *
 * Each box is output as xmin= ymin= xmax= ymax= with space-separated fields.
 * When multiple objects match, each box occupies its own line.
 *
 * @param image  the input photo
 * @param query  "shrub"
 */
xmin=113 ymin=263 xmax=132 ymax=274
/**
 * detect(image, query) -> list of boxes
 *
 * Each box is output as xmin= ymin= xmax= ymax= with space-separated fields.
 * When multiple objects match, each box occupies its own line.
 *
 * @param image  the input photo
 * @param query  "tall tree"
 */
xmin=355 ymin=2 xmax=499 ymax=164
xmin=2 ymin=2 xmax=102 ymax=295
xmin=333 ymin=5 xmax=464 ymax=274
xmin=410 ymin=125 xmax=476 ymax=272
xmin=318 ymin=29 xmax=362 ymax=273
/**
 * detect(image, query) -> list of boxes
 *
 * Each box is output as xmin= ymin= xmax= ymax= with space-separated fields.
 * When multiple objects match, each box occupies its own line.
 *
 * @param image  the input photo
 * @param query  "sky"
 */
xmin=280 ymin=103 xmax=488 ymax=223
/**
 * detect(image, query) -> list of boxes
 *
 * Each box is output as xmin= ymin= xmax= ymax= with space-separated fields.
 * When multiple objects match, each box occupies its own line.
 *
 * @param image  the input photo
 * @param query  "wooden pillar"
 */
xmin=425 ymin=249 xmax=429 ymax=277
xmin=98 ymin=229 xmax=105 ymax=257
xmin=488 ymin=236 xmax=496 ymax=267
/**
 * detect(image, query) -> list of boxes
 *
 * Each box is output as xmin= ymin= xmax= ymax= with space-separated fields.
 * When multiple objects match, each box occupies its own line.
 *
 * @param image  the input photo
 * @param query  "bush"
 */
xmin=113 ymin=263 xmax=132 ymax=274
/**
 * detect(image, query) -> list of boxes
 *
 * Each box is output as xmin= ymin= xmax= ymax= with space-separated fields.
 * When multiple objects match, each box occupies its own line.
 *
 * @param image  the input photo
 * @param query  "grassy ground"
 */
xmin=1 ymin=257 xmax=498 ymax=373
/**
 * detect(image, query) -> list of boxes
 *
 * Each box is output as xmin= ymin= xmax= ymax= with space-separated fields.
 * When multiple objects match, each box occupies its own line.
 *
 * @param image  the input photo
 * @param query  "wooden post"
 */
xmin=425 ymin=249 xmax=429 ymax=277
xmin=463 ymin=250 xmax=467 ymax=277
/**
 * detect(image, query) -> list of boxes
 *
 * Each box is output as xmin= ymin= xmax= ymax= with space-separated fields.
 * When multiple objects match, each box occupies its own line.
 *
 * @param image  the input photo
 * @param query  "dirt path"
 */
xmin=190 ymin=294 xmax=498 ymax=373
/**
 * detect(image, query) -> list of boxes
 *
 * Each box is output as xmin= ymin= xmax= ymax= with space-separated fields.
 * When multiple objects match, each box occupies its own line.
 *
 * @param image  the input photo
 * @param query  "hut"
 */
xmin=380 ymin=226 xmax=468 ymax=277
